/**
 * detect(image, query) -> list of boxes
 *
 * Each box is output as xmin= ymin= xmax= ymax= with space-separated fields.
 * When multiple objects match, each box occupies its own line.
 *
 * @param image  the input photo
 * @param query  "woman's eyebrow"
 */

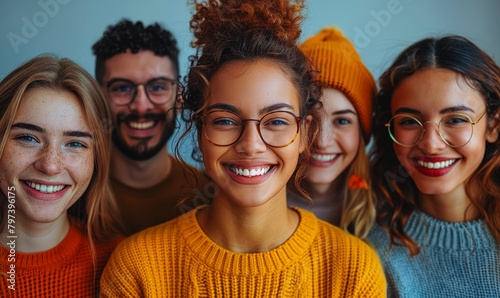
xmin=11 ymin=123 xmax=92 ymax=139
xmin=206 ymin=103 xmax=241 ymax=114
xmin=439 ymin=105 xmax=475 ymax=114
xmin=11 ymin=122 xmax=43 ymax=132
xmin=394 ymin=107 xmax=421 ymax=115
xmin=64 ymin=131 xmax=93 ymax=139
xmin=259 ymin=103 xmax=295 ymax=114
xmin=332 ymin=109 xmax=356 ymax=116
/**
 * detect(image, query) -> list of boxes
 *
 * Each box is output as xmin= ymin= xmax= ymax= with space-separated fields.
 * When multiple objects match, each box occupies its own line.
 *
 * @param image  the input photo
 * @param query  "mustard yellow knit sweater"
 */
xmin=100 ymin=206 xmax=386 ymax=297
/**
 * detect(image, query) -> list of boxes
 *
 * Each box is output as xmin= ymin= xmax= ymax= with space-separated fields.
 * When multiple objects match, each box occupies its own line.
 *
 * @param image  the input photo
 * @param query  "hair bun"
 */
xmin=190 ymin=0 xmax=305 ymax=49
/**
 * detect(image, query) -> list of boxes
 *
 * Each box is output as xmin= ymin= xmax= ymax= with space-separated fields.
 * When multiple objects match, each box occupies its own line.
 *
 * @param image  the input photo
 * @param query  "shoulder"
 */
xmin=366 ymin=222 xmax=391 ymax=253
xmin=296 ymin=208 xmax=382 ymax=262
xmin=308 ymin=215 xmax=387 ymax=296
xmin=321 ymin=220 xmax=383 ymax=265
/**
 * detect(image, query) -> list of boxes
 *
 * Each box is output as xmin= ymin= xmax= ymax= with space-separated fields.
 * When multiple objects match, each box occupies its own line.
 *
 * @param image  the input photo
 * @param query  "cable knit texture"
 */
xmin=0 ymin=223 xmax=123 ymax=297
xmin=101 ymin=206 xmax=386 ymax=297
xmin=367 ymin=210 xmax=500 ymax=297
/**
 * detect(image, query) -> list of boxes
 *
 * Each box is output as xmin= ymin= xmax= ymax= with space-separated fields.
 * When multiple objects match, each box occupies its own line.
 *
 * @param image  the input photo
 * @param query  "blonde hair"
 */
xmin=0 ymin=55 xmax=121 ymax=240
xmin=339 ymin=135 xmax=376 ymax=239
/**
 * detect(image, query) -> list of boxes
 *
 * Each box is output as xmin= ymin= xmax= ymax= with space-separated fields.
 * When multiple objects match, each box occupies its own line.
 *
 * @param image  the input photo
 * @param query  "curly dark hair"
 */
xmin=176 ymin=0 xmax=322 ymax=201
xmin=370 ymin=35 xmax=500 ymax=257
xmin=92 ymin=19 xmax=180 ymax=83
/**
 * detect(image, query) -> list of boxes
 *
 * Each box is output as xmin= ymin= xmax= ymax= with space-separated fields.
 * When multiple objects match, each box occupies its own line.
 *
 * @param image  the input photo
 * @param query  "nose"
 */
xmin=129 ymin=85 xmax=154 ymax=115
xmin=34 ymin=144 xmax=64 ymax=175
xmin=316 ymin=118 xmax=334 ymax=149
xmin=418 ymin=122 xmax=447 ymax=153
xmin=234 ymin=121 xmax=267 ymax=155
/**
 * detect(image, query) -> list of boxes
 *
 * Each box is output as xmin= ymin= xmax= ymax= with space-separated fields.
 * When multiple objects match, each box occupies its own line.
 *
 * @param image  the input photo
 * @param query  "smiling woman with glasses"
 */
xmin=200 ymin=109 xmax=302 ymax=147
xmin=100 ymin=0 xmax=386 ymax=297
xmin=367 ymin=35 xmax=500 ymax=297
xmin=386 ymin=110 xmax=487 ymax=148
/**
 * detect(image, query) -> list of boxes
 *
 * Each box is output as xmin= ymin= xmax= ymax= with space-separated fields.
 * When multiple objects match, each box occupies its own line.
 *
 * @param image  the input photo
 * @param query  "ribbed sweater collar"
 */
xmin=177 ymin=206 xmax=318 ymax=275
xmin=405 ymin=210 xmax=497 ymax=251
xmin=1 ymin=224 xmax=84 ymax=267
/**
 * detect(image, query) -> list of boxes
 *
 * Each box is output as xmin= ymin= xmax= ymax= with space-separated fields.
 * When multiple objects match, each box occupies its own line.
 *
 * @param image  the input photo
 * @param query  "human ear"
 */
xmin=299 ymin=115 xmax=312 ymax=154
xmin=485 ymin=110 xmax=500 ymax=143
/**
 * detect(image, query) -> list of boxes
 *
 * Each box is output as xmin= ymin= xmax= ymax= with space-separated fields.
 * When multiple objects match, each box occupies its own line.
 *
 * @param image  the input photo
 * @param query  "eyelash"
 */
xmin=14 ymin=134 xmax=88 ymax=149
xmin=334 ymin=118 xmax=352 ymax=125
xmin=67 ymin=141 xmax=88 ymax=148
xmin=15 ymin=134 xmax=39 ymax=143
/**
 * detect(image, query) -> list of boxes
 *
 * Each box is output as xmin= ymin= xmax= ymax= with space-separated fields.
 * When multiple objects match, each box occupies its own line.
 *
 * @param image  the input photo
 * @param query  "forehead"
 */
xmin=322 ymin=88 xmax=355 ymax=112
xmin=16 ymin=87 xmax=89 ymax=131
xmin=207 ymin=60 xmax=301 ymax=114
xmin=391 ymin=68 xmax=485 ymax=113
xmin=103 ymin=49 xmax=176 ymax=82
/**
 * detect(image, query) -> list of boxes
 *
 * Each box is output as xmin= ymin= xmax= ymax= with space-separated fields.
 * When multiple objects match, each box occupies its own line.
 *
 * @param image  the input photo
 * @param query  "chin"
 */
xmin=306 ymin=170 xmax=338 ymax=185
xmin=414 ymin=182 xmax=458 ymax=196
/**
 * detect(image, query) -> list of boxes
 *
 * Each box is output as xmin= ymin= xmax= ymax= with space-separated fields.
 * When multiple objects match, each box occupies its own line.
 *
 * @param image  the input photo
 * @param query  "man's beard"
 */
xmin=112 ymin=111 xmax=177 ymax=161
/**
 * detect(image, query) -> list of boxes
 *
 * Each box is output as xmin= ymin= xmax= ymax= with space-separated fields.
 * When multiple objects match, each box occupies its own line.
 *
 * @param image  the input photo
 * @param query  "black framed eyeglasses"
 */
xmin=199 ymin=110 xmax=303 ymax=148
xmin=104 ymin=77 xmax=176 ymax=106
xmin=385 ymin=110 xmax=487 ymax=148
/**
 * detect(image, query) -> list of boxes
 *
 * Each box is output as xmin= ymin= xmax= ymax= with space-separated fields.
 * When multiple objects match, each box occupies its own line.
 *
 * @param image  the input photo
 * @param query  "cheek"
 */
xmin=392 ymin=144 xmax=414 ymax=174
xmin=199 ymin=139 xmax=222 ymax=174
xmin=111 ymin=105 xmax=125 ymax=118
xmin=461 ymin=136 xmax=487 ymax=166
xmin=0 ymin=144 xmax=31 ymax=185
xmin=69 ymin=151 xmax=95 ymax=189
xmin=338 ymin=129 xmax=360 ymax=158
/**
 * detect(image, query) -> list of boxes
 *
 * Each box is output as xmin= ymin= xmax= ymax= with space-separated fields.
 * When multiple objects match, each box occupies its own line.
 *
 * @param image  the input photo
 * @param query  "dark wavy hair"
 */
xmin=92 ymin=19 xmax=180 ymax=83
xmin=370 ymin=35 xmax=500 ymax=257
xmin=177 ymin=0 xmax=322 ymax=200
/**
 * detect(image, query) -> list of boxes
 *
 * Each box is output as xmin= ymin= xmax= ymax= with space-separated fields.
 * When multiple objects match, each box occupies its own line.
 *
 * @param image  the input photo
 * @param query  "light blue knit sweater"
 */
xmin=367 ymin=210 xmax=500 ymax=297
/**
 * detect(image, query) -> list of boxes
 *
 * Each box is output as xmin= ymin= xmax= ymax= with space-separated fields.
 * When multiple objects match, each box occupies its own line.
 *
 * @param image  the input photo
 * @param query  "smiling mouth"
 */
xmin=25 ymin=181 xmax=66 ymax=193
xmin=226 ymin=165 xmax=273 ymax=177
xmin=311 ymin=153 xmax=339 ymax=162
xmin=127 ymin=120 xmax=156 ymax=130
xmin=414 ymin=159 xmax=458 ymax=169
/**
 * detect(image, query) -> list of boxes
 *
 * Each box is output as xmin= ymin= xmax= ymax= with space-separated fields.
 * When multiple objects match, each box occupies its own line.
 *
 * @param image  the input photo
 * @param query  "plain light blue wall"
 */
xmin=2 ymin=0 xmax=500 ymax=165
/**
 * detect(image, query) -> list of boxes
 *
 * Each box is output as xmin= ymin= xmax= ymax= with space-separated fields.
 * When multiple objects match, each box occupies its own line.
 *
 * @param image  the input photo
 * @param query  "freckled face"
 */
xmin=391 ymin=68 xmax=497 ymax=195
xmin=306 ymin=88 xmax=360 ymax=185
xmin=0 ymin=88 xmax=94 ymax=224
xmin=199 ymin=60 xmax=307 ymax=207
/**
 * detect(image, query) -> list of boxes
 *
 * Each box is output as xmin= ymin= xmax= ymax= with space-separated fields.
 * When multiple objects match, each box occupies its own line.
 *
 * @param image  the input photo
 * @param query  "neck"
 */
xmin=418 ymin=184 xmax=480 ymax=222
xmin=1 ymin=213 xmax=71 ymax=253
xmin=110 ymin=145 xmax=172 ymax=188
xmin=197 ymin=188 xmax=299 ymax=253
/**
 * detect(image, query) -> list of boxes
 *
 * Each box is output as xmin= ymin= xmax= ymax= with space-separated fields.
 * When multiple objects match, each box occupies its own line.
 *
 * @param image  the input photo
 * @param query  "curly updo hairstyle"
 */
xmin=179 ymin=0 xmax=322 ymax=200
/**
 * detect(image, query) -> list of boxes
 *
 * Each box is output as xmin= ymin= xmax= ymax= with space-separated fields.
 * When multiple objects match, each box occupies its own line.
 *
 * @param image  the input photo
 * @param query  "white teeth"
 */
xmin=26 ymin=181 xmax=65 ymax=193
xmin=231 ymin=166 xmax=271 ymax=177
xmin=129 ymin=121 xmax=154 ymax=129
xmin=311 ymin=154 xmax=338 ymax=162
xmin=417 ymin=159 xmax=456 ymax=170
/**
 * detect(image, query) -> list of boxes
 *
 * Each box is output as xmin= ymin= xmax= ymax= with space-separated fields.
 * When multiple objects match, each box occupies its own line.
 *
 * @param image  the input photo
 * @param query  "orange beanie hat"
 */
xmin=299 ymin=27 xmax=376 ymax=140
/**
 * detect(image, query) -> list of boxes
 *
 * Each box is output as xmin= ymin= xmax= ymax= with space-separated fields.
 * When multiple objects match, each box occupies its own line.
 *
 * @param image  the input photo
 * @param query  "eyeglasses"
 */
xmin=385 ymin=111 xmax=487 ymax=148
xmin=199 ymin=110 xmax=302 ymax=148
xmin=104 ymin=77 xmax=176 ymax=106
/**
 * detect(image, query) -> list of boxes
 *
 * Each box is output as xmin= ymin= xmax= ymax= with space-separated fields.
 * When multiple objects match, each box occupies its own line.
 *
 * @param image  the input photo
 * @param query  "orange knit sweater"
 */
xmin=1 ymin=223 xmax=122 ymax=297
xmin=101 ymin=206 xmax=386 ymax=297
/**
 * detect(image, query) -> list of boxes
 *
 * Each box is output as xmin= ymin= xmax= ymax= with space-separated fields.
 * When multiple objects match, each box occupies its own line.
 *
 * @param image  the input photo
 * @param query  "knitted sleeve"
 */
xmin=100 ymin=235 xmax=146 ymax=297
xmin=350 ymin=240 xmax=387 ymax=297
